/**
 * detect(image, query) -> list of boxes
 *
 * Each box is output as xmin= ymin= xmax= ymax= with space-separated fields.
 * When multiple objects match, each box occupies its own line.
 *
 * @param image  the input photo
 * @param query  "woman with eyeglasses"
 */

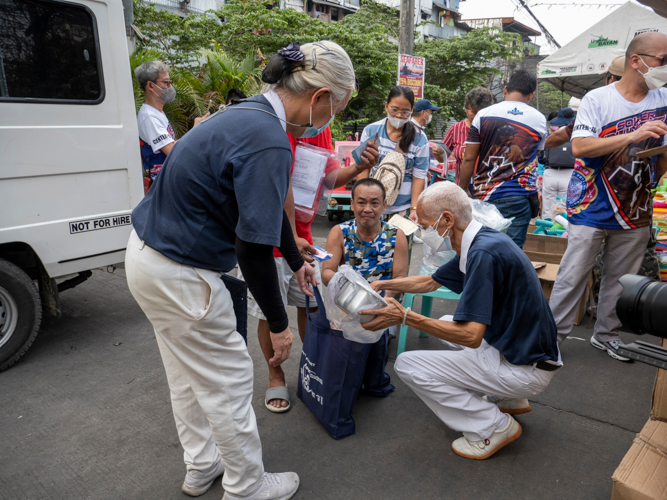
xmin=357 ymin=86 xmax=430 ymax=223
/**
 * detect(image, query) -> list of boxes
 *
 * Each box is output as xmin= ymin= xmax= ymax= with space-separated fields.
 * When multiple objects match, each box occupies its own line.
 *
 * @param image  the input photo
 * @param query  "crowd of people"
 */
xmin=127 ymin=32 xmax=667 ymax=500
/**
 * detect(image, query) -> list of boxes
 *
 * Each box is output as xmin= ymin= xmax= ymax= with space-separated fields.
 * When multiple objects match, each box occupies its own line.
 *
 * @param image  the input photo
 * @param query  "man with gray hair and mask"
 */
xmin=360 ymin=181 xmax=561 ymax=460
xmin=134 ymin=60 xmax=209 ymax=193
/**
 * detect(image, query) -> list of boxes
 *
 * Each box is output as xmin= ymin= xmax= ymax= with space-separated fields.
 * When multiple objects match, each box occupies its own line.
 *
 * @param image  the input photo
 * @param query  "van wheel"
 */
xmin=0 ymin=259 xmax=42 ymax=371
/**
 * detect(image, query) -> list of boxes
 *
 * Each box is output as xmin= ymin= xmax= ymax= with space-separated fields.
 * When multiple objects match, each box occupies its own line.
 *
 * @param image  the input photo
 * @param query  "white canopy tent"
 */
xmin=538 ymin=2 xmax=667 ymax=98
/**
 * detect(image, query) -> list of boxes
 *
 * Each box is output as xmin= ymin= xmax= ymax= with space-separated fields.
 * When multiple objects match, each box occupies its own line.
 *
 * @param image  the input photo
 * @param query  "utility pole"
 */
xmin=399 ymin=0 xmax=415 ymax=56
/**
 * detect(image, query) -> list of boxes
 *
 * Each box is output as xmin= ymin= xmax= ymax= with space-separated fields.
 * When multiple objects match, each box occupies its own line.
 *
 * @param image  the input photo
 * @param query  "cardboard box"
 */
xmin=531 ymin=261 xmax=590 ymax=325
xmin=524 ymin=233 xmax=568 ymax=264
xmin=611 ymin=419 xmax=667 ymax=500
xmin=652 ymin=339 xmax=667 ymax=423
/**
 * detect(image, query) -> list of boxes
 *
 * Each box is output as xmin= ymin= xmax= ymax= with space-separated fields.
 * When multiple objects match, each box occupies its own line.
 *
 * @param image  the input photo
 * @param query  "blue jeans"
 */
xmin=487 ymin=195 xmax=532 ymax=248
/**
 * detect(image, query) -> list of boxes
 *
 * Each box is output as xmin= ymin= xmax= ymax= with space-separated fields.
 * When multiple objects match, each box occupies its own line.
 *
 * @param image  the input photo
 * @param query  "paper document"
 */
xmin=292 ymin=145 xmax=327 ymax=208
xmin=387 ymin=214 xmax=420 ymax=236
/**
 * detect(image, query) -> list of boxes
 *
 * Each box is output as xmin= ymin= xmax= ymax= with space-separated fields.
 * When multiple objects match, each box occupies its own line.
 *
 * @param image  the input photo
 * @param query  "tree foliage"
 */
xmin=531 ymin=81 xmax=573 ymax=117
xmin=132 ymin=0 xmax=524 ymax=138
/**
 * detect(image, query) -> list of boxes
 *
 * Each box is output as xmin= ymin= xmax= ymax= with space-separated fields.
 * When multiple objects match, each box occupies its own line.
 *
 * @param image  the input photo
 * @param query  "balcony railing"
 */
xmin=146 ymin=0 xmax=218 ymax=14
xmin=421 ymin=22 xmax=464 ymax=39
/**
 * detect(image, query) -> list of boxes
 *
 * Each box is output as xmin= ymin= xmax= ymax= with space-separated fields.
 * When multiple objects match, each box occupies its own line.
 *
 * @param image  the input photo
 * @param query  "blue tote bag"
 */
xmin=296 ymin=287 xmax=371 ymax=440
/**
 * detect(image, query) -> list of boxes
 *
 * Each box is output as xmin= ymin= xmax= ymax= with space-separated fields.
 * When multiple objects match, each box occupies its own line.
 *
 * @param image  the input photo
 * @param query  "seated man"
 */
xmin=361 ymin=181 xmax=561 ymax=459
xmin=322 ymin=178 xmax=409 ymax=395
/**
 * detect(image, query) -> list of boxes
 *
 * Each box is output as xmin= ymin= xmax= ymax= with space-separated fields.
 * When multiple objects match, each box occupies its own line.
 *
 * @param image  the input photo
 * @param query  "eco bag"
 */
xmin=297 ymin=287 xmax=371 ymax=439
xmin=371 ymin=145 xmax=406 ymax=206
xmin=360 ymin=329 xmax=395 ymax=398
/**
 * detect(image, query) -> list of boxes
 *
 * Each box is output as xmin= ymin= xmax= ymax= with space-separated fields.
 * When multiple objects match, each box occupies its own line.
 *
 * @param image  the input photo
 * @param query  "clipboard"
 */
xmin=636 ymin=144 xmax=667 ymax=159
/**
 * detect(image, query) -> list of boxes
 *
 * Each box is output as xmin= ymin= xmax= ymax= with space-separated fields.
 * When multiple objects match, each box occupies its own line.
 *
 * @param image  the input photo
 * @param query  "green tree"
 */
xmin=532 ymin=81 xmax=572 ymax=117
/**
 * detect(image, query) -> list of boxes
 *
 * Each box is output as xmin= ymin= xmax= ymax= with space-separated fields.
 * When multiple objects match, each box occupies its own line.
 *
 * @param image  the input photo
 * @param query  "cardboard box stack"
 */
xmin=611 ymin=339 xmax=667 ymax=500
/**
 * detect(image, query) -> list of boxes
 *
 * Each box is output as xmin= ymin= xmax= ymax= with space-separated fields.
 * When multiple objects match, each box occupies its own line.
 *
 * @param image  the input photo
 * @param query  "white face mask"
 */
xmin=388 ymin=116 xmax=410 ymax=129
xmin=420 ymin=214 xmax=453 ymax=253
xmin=638 ymin=57 xmax=667 ymax=90
xmin=425 ymin=113 xmax=432 ymax=125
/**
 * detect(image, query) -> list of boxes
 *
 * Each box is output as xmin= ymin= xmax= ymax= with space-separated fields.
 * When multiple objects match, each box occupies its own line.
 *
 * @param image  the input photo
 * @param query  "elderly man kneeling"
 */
xmin=361 ymin=182 xmax=561 ymax=460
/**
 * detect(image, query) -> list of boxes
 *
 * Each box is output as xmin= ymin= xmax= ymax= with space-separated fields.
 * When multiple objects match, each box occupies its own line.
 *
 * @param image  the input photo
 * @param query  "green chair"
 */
xmin=396 ymin=287 xmax=461 ymax=356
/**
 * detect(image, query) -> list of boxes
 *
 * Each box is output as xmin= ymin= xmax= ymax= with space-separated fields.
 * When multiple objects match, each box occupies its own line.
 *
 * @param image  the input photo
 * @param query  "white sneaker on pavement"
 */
xmin=182 ymin=460 xmax=225 ymax=497
xmin=222 ymin=472 xmax=300 ymax=500
xmin=451 ymin=415 xmax=522 ymax=460
xmin=495 ymin=398 xmax=532 ymax=415
xmin=590 ymin=336 xmax=631 ymax=362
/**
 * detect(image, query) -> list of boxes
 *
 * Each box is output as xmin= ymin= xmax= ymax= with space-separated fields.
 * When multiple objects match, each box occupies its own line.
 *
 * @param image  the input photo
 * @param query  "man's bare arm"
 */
xmin=322 ymin=225 xmax=344 ymax=286
xmin=544 ymin=126 xmax=571 ymax=149
xmin=572 ymin=120 xmax=667 ymax=158
xmin=387 ymin=229 xmax=409 ymax=298
xmin=371 ymin=275 xmax=441 ymax=295
xmin=458 ymin=143 xmax=480 ymax=193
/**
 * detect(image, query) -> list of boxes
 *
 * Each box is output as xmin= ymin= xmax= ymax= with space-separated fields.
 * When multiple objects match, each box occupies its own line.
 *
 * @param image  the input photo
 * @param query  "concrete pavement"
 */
xmin=0 ymin=216 xmax=660 ymax=500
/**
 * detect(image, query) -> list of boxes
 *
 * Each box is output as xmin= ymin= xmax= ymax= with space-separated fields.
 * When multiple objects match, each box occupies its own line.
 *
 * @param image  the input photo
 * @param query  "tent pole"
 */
xmin=560 ymin=91 xmax=563 ymax=108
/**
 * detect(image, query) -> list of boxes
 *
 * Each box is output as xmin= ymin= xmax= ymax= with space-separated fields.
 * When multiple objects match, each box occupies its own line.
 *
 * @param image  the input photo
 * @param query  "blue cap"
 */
xmin=414 ymin=99 xmax=441 ymax=112
xmin=550 ymin=107 xmax=575 ymax=126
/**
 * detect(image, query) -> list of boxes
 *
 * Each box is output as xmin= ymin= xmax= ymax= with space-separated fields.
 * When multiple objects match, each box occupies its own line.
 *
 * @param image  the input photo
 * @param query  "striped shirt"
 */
xmin=361 ymin=118 xmax=429 ymax=213
xmin=443 ymin=120 xmax=469 ymax=185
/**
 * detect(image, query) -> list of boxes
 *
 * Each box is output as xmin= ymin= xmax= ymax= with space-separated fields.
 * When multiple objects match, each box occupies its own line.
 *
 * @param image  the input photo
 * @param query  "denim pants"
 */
xmin=487 ymin=195 xmax=532 ymax=248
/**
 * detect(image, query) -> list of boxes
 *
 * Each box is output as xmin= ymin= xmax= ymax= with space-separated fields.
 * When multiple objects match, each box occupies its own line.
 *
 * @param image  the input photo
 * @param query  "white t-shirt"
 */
xmin=567 ymin=83 xmax=667 ymax=229
xmin=466 ymin=100 xmax=547 ymax=201
xmin=137 ymin=103 xmax=175 ymax=153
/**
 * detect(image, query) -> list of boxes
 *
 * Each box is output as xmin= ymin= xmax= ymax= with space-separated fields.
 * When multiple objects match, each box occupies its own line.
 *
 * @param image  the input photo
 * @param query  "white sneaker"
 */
xmin=495 ymin=398 xmax=532 ymax=415
xmin=222 ymin=472 xmax=300 ymax=500
xmin=182 ymin=460 xmax=225 ymax=497
xmin=451 ymin=415 xmax=522 ymax=460
xmin=590 ymin=336 xmax=631 ymax=362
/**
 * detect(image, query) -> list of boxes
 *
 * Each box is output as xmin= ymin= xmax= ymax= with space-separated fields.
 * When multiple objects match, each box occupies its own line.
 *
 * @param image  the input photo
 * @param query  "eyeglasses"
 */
xmin=155 ymin=79 xmax=174 ymax=87
xmin=637 ymin=54 xmax=667 ymax=66
xmin=388 ymin=106 xmax=412 ymax=117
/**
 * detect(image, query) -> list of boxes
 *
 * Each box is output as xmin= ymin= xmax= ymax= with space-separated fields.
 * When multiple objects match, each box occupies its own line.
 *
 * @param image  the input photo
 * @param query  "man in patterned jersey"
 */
xmin=458 ymin=70 xmax=547 ymax=248
xmin=549 ymin=32 xmax=667 ymax=361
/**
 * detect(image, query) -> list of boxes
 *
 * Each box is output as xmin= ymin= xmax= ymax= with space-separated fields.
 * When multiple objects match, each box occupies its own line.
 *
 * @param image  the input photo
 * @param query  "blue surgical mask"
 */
xmin=300 ymin=99 xmax=334 ymax=138
xmin=420 ymin=214 xmax=453 ymax=253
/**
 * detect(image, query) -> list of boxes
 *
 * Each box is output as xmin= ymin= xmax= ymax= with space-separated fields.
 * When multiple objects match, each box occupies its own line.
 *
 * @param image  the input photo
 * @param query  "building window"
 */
xmin=0 ymin=0 xmax=103 ymax=103
xmin=331 ymin=7 xmax=339 ymax=20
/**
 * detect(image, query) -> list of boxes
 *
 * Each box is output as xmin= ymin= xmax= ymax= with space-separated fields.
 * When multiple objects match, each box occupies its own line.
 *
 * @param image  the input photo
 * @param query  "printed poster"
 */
xmin=398 ymin=54 xmax=425 ymax=100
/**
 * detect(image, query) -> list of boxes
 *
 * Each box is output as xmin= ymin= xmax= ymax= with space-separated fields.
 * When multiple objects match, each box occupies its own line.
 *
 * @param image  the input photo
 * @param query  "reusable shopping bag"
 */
xmin=361 ymin=330 xmax=395 ymax=398
xmin=297 ymin=287 xmax=371 ymax=439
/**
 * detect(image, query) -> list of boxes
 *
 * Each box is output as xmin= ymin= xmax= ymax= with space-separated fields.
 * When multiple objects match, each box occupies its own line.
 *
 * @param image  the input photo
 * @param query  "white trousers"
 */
xmin=549 ymin=223 xmax=650 ymax=343
xmin=395 ymin=340 xmax=555 ymax=442
xmin=125 ymin=230 xmax=263 ymax=496
xmin=541 ymin=168 xmax=572 ymax=219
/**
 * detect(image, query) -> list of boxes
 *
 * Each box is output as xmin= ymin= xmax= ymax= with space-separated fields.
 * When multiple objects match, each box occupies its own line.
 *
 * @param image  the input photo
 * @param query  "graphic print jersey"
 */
xmin=466 ymin=101 xmax=547 ymax=201
xmin=568 ymin=83 xmax=667 ymax=229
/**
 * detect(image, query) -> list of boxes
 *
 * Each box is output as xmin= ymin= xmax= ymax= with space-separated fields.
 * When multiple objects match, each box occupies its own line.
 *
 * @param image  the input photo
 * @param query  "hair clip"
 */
xmin=278 ymin=42 xmax=305 ymax=62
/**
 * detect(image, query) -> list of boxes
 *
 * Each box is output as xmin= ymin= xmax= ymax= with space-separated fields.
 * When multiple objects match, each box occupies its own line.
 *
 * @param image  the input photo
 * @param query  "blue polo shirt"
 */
xmin=432 ymin=225 xmax=559 ymax=366
xmin=132 ymin=94 xmax=293 ymax=272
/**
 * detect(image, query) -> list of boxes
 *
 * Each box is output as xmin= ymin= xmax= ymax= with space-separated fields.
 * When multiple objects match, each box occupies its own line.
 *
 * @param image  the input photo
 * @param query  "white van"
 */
xmin=0 ymin=0 xmax=143 ymax=369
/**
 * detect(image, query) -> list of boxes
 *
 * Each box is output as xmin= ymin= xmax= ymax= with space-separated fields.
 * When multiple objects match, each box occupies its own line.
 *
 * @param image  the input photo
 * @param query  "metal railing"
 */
xmin=146 ymin=0 xmax=218 ymax=14
xmin=421 ymin=23 xmax=464 ymax=39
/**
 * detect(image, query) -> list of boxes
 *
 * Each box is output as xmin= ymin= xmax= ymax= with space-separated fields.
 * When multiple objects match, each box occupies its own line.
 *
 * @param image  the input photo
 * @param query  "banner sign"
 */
xmin=398 ymin=54 xmax=425 ymax=100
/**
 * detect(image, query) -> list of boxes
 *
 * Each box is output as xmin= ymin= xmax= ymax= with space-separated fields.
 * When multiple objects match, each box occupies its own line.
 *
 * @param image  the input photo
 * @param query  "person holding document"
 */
xmin=247 ymin=126 xmax=379 ymax=413
xmin=125 ymin=41 xmax=359 ymax=500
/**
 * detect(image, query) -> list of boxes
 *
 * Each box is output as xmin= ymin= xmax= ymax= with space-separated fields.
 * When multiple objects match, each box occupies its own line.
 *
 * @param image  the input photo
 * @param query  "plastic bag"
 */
xmin=324 ymin=265 xmax=388 ymax=344
xmin=470 ymin=199 xmax=512 ymax=233
xmin=418 ymin=242 xmax=457 ymax=276
xmin=293 ymin=143 xmax=342 ymax=223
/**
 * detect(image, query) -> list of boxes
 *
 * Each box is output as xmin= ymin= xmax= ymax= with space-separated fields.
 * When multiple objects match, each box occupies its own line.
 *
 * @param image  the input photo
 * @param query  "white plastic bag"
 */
xmin=470 ymin=199 xmax=512 ymax=233
xmin=324 ymin=265 xmax=387 ymax=344
xmin=293 ymin=143 xmax=342 ymax=223
xmin=418 ymin=242 xmax=457 ymax=276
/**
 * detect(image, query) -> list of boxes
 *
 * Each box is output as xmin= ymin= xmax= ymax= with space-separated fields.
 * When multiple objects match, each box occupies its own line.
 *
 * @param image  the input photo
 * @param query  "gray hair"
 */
xmin=464 ymin=86 xmax=494 ymax=113
xmin=265 ymin=41 xmax=356 ymax=106
xmin=418 ymin=181 xmax=473 ymax=227
xmin=135 ymin=60 xmax=170 ymax=91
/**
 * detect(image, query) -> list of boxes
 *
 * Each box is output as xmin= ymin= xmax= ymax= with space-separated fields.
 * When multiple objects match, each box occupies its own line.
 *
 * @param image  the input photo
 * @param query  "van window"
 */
xmin=0 ymin=0 xmax=103 ymax=102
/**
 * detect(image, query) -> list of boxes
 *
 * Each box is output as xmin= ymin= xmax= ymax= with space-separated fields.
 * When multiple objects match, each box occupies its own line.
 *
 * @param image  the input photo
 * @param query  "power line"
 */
xmin=528 ymin=2 xmax=623 ymax=7
xmin=513 ymin=0 xmax=561 ymax=48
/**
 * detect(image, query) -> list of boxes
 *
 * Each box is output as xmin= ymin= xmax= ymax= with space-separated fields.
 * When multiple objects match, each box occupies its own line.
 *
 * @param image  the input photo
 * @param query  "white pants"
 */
xmin=549 ymin=223 xmax=650 ymax=343
xmin=125 ymin=231 xmax=263 ymax=496
xmin=541 ymin=168 xmax=572 ymax=219
xmin=395 ymin=340 xmax=555 ymax=442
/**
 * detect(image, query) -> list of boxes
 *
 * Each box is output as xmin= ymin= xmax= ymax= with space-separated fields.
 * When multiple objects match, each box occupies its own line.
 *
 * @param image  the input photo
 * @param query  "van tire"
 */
xmin=0 ymin=259 xmax=42 ymax=371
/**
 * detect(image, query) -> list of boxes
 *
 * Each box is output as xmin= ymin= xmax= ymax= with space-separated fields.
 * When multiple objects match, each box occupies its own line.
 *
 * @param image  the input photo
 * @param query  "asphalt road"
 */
xmin=0 ymin=215 xmax=660 ymax=500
